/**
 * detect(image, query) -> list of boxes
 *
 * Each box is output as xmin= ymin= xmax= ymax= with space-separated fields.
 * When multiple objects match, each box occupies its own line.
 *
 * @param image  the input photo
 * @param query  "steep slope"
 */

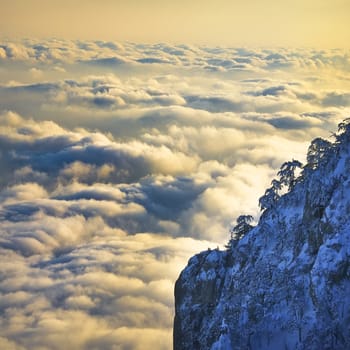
xmin=174 ymin=123 xmax=350 ymax=350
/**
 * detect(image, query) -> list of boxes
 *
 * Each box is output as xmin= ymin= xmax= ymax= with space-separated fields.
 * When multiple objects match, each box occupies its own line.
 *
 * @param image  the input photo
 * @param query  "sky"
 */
xmin=1 ymin=0 xmax=350 ymax=47
xmin=1 ymin=2 xmax=350 ymax=350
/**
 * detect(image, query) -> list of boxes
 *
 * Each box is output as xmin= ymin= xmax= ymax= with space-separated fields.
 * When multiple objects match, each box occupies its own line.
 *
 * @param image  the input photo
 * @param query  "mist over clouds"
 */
xmin=0 ymin=39 xmax=349 ymax=349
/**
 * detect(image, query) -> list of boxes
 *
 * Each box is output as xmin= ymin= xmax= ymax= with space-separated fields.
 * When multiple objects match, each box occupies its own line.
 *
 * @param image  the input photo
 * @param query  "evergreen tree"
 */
xmin=259 ymin=180 xmax=281 ymax=211
xmin=259 ymin=159 xmax=302 ymax=211
xmin=336 ymin=118 xmax=350 ymax=143
xmin=306 ymin=137 xmax=332 ymax=170
xmin=227 ymin=215 xmax=254 ymax=248
xmin=277 ymin=159 xmax=303 ymax=191
xmin=259 ymin=187 xmax=278 ymax=211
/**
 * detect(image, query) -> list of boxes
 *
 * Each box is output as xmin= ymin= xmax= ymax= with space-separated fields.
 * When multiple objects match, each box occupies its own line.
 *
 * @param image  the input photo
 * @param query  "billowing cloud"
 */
xmin=0 ymin=39 xmax=349 ymax=349
xmin=322 ymin=91 xmax=350 ymax=107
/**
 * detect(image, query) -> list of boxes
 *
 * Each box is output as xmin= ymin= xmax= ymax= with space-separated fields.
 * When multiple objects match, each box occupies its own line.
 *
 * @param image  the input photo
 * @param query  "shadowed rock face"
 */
xmin=174 ymin=131 xmax=350 ymax=350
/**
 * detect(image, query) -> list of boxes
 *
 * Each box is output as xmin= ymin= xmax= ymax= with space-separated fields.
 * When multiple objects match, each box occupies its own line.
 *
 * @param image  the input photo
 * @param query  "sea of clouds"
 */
xmin=0 ymin=39 xmax=349 ymax=349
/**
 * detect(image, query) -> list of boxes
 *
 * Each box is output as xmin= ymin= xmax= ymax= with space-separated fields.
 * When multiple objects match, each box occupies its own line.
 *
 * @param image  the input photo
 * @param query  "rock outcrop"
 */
xmin=174 ymin=123 xmax=350 ymax=349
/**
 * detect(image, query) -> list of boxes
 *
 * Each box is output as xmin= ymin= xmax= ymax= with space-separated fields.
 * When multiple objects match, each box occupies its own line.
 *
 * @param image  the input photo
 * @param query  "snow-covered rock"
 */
xmin=174 ymin=122 xmax=350 ymax=349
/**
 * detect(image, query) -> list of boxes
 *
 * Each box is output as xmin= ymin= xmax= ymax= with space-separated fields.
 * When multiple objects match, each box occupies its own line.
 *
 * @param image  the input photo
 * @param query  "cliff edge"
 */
xmin=174 ymin=121 xmax=350 ymax=349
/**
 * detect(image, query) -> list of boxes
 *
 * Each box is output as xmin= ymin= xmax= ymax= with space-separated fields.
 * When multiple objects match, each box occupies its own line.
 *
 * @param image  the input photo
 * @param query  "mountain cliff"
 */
xmin=174 ymin=121 xmax=350 ymax=350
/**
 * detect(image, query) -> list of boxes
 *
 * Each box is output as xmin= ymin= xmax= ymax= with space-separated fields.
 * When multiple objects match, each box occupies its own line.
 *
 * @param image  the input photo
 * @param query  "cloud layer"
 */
xmin=0 ymin=39 xmax=349 ymax=349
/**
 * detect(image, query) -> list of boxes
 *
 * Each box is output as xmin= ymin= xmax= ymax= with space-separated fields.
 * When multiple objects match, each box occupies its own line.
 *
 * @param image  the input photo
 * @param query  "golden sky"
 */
xmin=1 ymin=3 xmax=350 ymax=349
xmin=1 ymin=0 xmax=350 ymax=47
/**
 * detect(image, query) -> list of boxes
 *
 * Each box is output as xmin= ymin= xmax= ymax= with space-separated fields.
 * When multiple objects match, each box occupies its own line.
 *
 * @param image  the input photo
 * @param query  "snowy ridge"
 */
xmin=174 ymin=122 xmax=350 ymax=350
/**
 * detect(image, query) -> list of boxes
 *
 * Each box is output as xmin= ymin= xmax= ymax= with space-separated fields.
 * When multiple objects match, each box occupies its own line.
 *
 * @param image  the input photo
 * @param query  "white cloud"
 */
xmin=0 ymin=39 xmax=349 ymax=349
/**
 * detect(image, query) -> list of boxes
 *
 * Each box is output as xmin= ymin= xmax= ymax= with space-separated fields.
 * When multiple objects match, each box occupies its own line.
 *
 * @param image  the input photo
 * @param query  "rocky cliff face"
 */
xmin=174 ymin=124 xmax=350 ymax=350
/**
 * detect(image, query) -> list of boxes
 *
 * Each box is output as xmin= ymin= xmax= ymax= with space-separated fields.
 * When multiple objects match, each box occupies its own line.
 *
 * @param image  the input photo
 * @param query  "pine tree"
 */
xmin=226 ymin=215 xmax=254 ymax=249
xmin=336 ymin=118 xmax=350 ymax=143
xmin=259 ymin=159 xmax=302 ymax=211
xmin=259 ymin=186 xmax=280 ymax=211
xmin=277 ymin=159 xmax=303 ymax=191
xmin=306 ymin=137 xmax=332 ymax=170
